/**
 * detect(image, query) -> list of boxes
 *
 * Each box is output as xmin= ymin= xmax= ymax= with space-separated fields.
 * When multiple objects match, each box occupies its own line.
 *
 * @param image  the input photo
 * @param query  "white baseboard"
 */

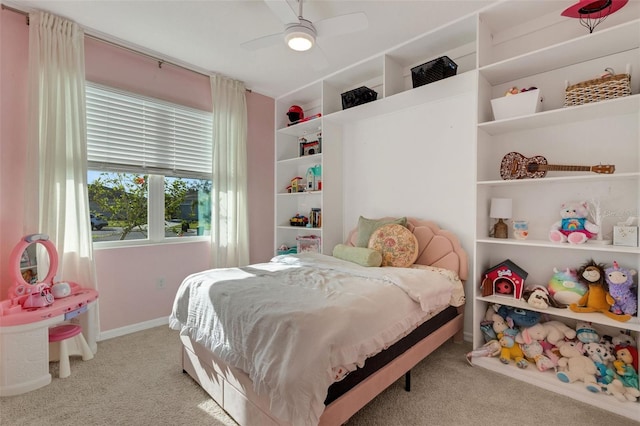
xmin=98 ymin=316 xmax=169 ymax=341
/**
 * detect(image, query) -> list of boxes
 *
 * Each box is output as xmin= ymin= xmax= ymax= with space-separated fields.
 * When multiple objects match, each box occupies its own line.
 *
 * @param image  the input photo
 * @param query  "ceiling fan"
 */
xmin=241 ymin=0 xmax=368 ymax=68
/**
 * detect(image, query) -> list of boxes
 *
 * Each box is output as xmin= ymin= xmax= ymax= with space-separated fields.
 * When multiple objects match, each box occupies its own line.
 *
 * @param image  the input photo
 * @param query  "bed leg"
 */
xmin=404 ymin=371 xmax=411 ymax=392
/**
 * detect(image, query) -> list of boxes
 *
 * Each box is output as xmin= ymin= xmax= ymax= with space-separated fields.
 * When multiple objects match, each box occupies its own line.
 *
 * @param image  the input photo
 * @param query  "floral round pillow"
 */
xmin=368 ymin=223 xmax=419 ymax=267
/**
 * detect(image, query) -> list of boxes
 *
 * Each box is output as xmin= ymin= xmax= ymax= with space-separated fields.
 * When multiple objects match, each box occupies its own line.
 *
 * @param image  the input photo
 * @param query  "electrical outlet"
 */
xmin=156 ymin=277 xmax=166 ymax=290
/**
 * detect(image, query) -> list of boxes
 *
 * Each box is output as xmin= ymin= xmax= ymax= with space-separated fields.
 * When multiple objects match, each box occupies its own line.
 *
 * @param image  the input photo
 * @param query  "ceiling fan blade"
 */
xmin=307 ymin=45 xmax=329 ymax=71
xmin=314 ymin=12 xmax=368 ymax=38
xmin=240 ymin=32 xmax=284 ymax=51
xmin=264 ymin=0 xmax=299 ymax=25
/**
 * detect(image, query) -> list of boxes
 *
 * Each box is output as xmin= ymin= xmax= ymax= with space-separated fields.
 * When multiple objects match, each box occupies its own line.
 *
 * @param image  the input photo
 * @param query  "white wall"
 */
xmin=341 ymin=91 xmax=477 ymax=336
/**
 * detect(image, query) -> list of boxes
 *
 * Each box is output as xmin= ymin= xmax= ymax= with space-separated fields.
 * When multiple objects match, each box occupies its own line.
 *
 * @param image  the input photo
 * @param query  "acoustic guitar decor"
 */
xmin=500 ymin=152 xmax=615 ymax=180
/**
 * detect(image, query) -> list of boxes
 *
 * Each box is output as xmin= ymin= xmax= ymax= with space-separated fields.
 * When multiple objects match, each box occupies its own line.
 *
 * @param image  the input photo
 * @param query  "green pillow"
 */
xmin=333 ymin=244 xmax=382 ymax=267
xmin=355 ymin=216 xmax=407 ymax=247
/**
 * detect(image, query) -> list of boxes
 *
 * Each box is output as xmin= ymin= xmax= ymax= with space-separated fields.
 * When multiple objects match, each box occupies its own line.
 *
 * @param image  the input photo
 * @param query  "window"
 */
xmin=86 ymin=82 xmax=213 ymax=244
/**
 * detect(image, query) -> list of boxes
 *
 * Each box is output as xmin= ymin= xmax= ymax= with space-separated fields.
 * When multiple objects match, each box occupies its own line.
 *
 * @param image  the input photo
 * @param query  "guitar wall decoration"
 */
xmin=500 ymin=152 xmax=615 ymax=180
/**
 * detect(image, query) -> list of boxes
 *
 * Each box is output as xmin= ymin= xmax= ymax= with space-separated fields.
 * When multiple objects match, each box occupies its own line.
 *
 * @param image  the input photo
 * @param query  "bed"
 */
xmin=170 ymin=217 xmax=468 ymax=426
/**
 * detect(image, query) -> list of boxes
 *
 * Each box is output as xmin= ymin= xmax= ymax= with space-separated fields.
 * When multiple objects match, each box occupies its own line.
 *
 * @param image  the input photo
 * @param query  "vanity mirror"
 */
xmin=8 ymin=234 xmax=58 ymax=303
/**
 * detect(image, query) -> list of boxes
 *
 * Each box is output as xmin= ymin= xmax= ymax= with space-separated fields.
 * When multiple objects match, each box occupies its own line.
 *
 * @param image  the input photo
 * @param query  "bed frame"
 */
xmin=179 ymin=218 xmax=468 ymax=425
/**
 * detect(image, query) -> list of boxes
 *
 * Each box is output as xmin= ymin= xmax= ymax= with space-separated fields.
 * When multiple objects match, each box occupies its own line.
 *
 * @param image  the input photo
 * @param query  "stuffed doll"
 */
xmin=549 ymin=201 xmax=599 ymax=244
xmin=613 ymin=345 xmax=639 ymax=389
xmin=604 ymin=261 xmax=638 ymax=316
xmin=555 ymin=340 xmax=600 ymax=393
xmin=569 ymin=259 xmax=631 ymax=322
xmin=466 ymin=340 xmax=501 ymax=365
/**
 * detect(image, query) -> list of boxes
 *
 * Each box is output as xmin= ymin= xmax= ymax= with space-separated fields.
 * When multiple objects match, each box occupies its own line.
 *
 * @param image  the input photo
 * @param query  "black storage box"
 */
xmin=411 ymin=56 xmax=458 ymax=88
xmin=341 ymin=86 xmax=377 ymax=110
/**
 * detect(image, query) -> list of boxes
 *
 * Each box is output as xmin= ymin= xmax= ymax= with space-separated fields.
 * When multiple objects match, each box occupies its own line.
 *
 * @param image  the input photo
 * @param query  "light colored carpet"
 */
xmin=0 ymin=325 xmax=637 ymax=426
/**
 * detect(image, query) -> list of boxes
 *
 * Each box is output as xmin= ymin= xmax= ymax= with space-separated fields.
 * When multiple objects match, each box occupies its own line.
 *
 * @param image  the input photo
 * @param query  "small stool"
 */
xmin=48 ymin=324 xmax=94 ymax=378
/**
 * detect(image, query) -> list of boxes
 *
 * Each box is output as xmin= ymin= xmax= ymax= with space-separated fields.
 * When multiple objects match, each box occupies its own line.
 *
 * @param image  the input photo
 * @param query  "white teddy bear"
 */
xmin=556 ymin=340 xmax=600 ymax=393
xmin=549 ymin=201 xmax=599 ymax=244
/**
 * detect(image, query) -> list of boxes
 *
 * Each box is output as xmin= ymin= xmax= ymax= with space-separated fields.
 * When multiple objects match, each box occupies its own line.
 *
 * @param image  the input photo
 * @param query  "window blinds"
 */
xmin=86 ymin=82 xmax=213 ymax=179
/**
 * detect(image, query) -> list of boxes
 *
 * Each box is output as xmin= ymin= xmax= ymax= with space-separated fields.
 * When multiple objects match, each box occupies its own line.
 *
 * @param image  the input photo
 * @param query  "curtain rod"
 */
xmin=1 ymin=3 xmax=252 ymax=92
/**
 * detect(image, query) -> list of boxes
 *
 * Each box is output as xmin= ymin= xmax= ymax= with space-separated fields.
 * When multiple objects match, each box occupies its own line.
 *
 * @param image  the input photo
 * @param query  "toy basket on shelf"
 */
xmin=564 ymin=73 xmax=631 ymax=107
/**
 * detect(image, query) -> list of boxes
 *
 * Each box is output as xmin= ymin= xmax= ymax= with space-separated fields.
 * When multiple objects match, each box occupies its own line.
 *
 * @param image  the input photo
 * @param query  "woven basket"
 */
xmin=564 ymin=73 xmax=631 ymax=107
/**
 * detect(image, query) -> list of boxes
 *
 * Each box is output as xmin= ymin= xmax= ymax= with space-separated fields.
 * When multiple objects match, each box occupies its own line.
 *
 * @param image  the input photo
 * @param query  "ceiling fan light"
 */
xmin=285 ymin=21 xmax=316 ymax=51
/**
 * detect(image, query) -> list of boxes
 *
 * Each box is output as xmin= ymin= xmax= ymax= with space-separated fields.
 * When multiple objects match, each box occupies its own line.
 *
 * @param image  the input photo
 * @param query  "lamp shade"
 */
xmin=285 ymin=20 xmax=316 ymax=52
xmin=490 ymin=198 xmax=512 ymax=219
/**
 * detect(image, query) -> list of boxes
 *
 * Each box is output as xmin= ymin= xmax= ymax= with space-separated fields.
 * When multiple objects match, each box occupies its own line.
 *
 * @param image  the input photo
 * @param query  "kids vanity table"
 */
xmin=0 ymin=234 xmax=98 ymax=396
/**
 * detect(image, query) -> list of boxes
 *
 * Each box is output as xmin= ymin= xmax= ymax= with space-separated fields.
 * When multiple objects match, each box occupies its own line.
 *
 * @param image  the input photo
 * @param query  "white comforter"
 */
xmin=169 ymin=253 xmax=461 ymax=426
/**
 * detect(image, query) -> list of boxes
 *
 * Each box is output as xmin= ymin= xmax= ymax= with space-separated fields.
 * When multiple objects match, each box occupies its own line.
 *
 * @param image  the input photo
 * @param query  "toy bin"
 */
xmin=411 ymin=56 xmax=458 ymax=88
xmin=341 ymin=86 xmax=377 ymax=110
xmin=491 ymin=89 xmax=543 ymax=120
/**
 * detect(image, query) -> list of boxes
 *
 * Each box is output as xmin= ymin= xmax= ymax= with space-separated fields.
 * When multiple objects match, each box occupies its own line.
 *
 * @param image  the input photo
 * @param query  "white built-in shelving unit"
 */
xmin=275 ymin=0 xmax=639 ymax=419
xmin=472 ymin=1 xmax=639 ymax=421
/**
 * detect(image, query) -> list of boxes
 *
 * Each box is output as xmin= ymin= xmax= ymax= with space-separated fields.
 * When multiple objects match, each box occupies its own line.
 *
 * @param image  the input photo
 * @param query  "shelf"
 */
xmin=478 ymin=94 xmax=640 ymax=133
xmin=476 ymin=238 xmax=640 ymax=254
xmin=477 ymin=172 xmax=639 ymax=187
xmin=277 ymin=191 xmax=322 ymax=197
xmin=276 ymin=226 xmax=322 ymax=231
xmin=471 ymin=357 xmax=640 ymax=421
xmin=477 ymin=295 xmax=640 ymax=332
xmin=323 ymin=71 xmax=476 ymax=125
xmin=277 ymin=117 xmax=323 ymax=136
xmin=276 ymin=153 xmax=322 ymax=166
xmin=479 ymin=20 xmax=640 ymax=85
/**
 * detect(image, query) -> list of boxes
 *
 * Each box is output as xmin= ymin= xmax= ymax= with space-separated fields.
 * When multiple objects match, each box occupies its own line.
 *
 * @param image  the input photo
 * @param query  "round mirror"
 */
xmin=8 ymin=234 xmax=58 ymax=299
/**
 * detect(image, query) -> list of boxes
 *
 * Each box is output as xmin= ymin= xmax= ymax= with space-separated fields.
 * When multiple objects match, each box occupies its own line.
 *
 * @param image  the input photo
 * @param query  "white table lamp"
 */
xmin=490 ymin=198 xmax=512 ymax=239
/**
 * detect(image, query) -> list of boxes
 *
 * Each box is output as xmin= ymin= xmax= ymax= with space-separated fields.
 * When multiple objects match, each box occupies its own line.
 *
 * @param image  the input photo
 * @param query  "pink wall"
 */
xmin=0 ymin=8 xmax=274 ymax=333
xmin=247 ymin=92 xmax=275 ymax=263
xmin=0 ymin=10 xmax=29 ymax=301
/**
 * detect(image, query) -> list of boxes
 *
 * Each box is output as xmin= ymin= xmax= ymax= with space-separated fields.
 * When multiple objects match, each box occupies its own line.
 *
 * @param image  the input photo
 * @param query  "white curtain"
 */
xmin=209 ymin=75 xmax=250 ymax=267
xmin=26 ymin=12 xmax=97 ymax=292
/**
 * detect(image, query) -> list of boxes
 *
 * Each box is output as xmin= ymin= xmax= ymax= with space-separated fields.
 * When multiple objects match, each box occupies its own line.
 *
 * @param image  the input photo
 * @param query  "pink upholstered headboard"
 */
xmin=345 ymin=217 xmax=468 ymax=281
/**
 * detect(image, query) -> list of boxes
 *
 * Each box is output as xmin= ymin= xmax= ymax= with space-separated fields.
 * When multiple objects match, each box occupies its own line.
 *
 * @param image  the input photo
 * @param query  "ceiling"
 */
xmin=5 ymin=0 xmax=503 ymax=99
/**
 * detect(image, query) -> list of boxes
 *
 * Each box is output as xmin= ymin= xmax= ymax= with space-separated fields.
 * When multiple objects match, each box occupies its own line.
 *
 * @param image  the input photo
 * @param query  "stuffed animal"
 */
xmin=605 ymin=261 xmax=638 ymax=316
xmin=515 ymin=323 xmax=547 ymax=345
xmin=584 ymin=342 xmax=616 ymax=386
xmin=599 ymin=335 xmax=616 ymax=357
xmin=523 ymin=285 xmax=560 ymax=309
xmin=539 ymin=320 xmax=576 ymax=346
xmin=575 ymin=321 xmax=599 ymax=343
xmin=569 ymin=259 xmax=631 ymax=322
xmin=555 ymin=340 xmax=600 ymax=393
xmin=496 ymin=305 xmax=541 ymax=328
xmin=520 ymin=340 xmax=557 ymax=372
xmin=549 ymin=201 xmax=599 ymax=244
xmin=603 ymin=378 xmax=640 ymax=402
xmin=547 ymin=267 xmax=587 ymax=307
xmin=492 ymin=314 xmax=528 ymax=368
xmin=611 ymin=331 xmax=637 ymax=348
